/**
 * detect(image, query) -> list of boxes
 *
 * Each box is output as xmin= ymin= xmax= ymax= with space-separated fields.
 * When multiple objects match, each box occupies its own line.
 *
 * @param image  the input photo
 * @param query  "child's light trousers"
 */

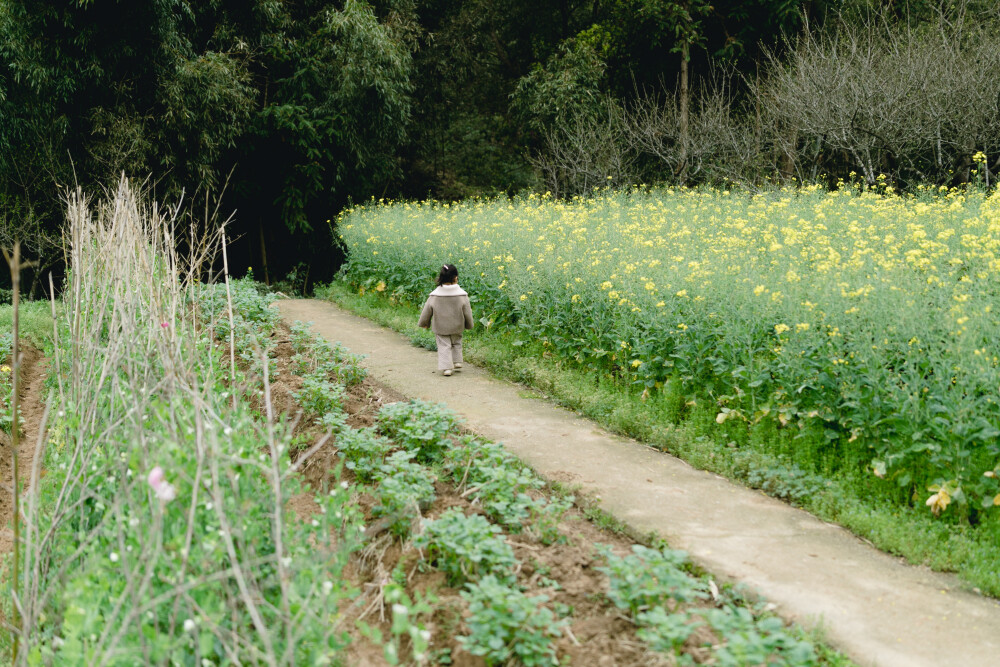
xmin=435 ymin=334 xmax=464 ymax=371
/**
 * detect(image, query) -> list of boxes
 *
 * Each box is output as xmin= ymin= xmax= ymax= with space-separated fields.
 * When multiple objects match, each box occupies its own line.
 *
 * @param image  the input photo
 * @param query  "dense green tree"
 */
xmin=0 ymin=0 xmax=417 ymax=284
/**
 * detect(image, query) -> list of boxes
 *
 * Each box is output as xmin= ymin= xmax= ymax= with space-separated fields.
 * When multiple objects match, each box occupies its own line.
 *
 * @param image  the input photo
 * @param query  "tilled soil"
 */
xmin=268 ymin=322 xmax=673 ymax=666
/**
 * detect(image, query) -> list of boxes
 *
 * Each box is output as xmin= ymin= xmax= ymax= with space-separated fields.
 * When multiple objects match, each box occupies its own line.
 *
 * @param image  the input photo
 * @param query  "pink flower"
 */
xmin=148 ymin=466 xmax=176 ymax=503
xmin=160 ymin=322 xmax=170 ymax=329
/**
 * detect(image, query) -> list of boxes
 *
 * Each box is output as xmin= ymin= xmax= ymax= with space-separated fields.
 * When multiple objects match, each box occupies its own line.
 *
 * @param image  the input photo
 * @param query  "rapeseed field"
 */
xmin=337 ymin=185 xmax=1000 ymax=522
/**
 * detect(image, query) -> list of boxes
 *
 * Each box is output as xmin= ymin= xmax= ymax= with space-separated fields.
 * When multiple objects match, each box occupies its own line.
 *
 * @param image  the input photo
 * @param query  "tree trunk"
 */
xmin=679 ymin=41 xmax=690 ymax=183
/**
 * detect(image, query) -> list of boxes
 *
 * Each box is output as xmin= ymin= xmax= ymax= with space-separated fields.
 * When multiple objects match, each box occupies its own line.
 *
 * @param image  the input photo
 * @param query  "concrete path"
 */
xmin=277 ymin=299 xmax=1000 ymax=667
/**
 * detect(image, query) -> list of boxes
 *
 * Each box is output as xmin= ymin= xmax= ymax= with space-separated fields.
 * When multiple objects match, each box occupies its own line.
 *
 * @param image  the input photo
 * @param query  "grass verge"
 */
xmin=317 ymin=280 xmax=1000 ymax=597
xmin=0 ymin=301 xmax=54 ymax=351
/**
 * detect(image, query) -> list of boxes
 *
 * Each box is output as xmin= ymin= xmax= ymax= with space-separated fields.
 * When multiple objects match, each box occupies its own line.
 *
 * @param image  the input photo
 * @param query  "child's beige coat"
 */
xmin=417 ymin=284 xmax=474 ymax=335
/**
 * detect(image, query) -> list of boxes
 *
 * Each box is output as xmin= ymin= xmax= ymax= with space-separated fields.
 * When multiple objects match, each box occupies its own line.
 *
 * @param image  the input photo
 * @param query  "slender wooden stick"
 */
xmin=221 ymin=229 xmax=237 ymax=410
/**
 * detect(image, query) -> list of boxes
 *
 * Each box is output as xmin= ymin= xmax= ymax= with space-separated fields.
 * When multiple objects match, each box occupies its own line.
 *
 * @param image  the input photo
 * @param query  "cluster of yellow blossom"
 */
xmin=339 ymin=185 xmax=1000 ymax=517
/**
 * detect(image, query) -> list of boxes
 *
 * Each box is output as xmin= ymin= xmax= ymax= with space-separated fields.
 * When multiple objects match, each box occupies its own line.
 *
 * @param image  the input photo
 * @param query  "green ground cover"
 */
xmin=0 ymin=302 xmax=54 ymax=352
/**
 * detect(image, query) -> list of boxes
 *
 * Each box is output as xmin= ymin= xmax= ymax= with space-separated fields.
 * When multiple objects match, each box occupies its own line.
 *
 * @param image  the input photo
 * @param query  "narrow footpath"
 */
xmin=277 ymin=298 xmax=1000 ymax=667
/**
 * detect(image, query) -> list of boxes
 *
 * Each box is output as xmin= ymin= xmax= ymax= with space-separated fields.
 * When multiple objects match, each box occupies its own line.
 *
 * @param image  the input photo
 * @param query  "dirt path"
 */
xmin=0 ymin=347 xmax=48 ymax=553
xmin=278 ymin=298 xmax=1000 ymax=667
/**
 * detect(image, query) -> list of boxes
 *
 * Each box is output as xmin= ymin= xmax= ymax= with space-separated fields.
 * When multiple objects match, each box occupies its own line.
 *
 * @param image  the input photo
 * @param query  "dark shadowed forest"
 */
xmin=2 ymin=0 xmax=999 ymax=289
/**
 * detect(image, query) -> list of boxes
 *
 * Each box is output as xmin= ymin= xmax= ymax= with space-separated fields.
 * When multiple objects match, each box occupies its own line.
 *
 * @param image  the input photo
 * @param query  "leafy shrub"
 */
xmin=635 ymin=607 xmax=701 ymax=657
xmin=377 ymin=400 xmax=461 ymax=463
xmin=0 ymin=333 xmax=19 ymax=434
xmin=327 ymin=357 xmax=368 ymax=387
xmin=289 ymin=320 xmax=368 ymax=386
xmin=700 ymin=607 xmax=817 ymax=666
xmin=198 ymin=273 xmax=279 ymax=340
xmin=413 ymin=509 xmax=516 ymax=586
xmin=599 ymin=544 xmax=817 ymax=665
xmin=363 ymin=583 xmax=436 ymax=666
xmin=372 ymin=451 xmax=437 ymax=536
xmin=746 ymin=463 xmax=827 ymax=504
xmin=290 ymin=351 xmax=313 ymax=376
xmin=294 ymin=375 xmax=346 ymax=417
xmin=289 ymin=320 xmax=315 ymax=352
xmin=597 ymin=544 xmax=707 ymax=616
xmin=319 ymin=409 xmax=350 ymax=435
xmin=443 ymin=436 xmax=570 ymax=543
xmin=459 ymin=575 xmax=566 ymax=667
xmin=336 ymin=427 xmax=394 ymax=482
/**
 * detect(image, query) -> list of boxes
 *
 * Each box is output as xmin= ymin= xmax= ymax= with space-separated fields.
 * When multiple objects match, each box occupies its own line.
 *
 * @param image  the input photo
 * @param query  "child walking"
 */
xmin=418 ymin=264 xmax=474 ymax=376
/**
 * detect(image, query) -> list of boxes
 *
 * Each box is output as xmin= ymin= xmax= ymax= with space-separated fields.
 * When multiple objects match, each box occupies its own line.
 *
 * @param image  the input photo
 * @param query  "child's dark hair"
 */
xmin=436 ymin=263 xmax=459 ymax=286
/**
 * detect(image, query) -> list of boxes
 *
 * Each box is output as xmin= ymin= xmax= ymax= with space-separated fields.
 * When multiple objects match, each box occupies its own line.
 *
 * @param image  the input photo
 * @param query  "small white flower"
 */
xmin=281 ymin=557 xmax=292 ymax=568
xmin=183 ymin=619 xmax=196 ymax=633
xmin=392 ymin=603 xmax=407 ymax=616
xmin=109 ymin=552 xmax=119 ymax=563
xmin=205 ymin=502 xmax=213 ymax=511
xmin=155 ymin=482 xmax=176 ymax=502
xmin=322 ymin=581 xmax=334 ymax=595
xmin=358 ymin=525 xmax=366 ymax=533
xmin=420 ymin=629 xmax=431 ymax=641
xmin=311 ymin=519 xmax=320 ymax=527
xmin=224 ymin=426 xmax=232 ymax=436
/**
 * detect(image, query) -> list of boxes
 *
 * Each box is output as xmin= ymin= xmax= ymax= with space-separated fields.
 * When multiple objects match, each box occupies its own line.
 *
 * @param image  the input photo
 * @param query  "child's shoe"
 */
xmin=454 ymin=363 xmax=463 ymax=369
xmin=443 ymin=369 xmax=453 ymax=376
